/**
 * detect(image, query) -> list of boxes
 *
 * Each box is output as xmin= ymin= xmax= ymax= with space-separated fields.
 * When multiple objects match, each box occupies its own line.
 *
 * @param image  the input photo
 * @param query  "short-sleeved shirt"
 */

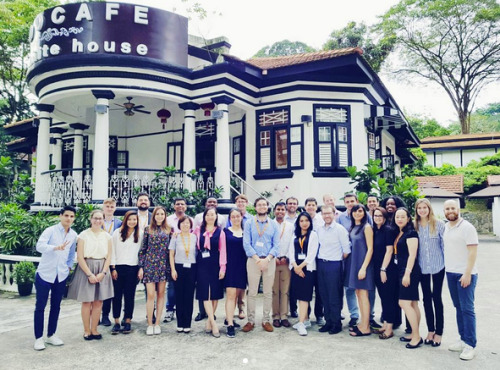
xmin=394 ymin=229 xmax=419 ymax=271
xmin=78 ymin=229 xmax=111 ymax=259
xmin=444 ymin=218 xmax=479 ymax=274
xmin=169 ymin=233 xmax=197 ymax=265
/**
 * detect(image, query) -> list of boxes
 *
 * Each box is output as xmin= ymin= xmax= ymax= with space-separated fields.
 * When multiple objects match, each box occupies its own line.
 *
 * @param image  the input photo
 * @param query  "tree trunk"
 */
xmin=458 ymin=109 xmax=470 ymax=134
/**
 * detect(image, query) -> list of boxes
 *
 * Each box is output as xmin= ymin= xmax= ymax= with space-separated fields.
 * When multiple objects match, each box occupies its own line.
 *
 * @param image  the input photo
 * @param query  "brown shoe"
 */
xmin=281 ymin=319 xmax=291 ymax=328
xmin=242 ymin=322 xmax=255 ymax=332
xmin=272 ymin=319 xmax=281 ymax=328
xmin=262 ymin=322 xmax=274 ymax=332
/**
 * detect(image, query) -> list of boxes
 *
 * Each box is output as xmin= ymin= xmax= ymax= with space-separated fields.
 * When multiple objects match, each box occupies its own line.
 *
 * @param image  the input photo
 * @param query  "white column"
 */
xmin=34 ymin=104 xmax=54 ymax=204
xmin=50 ymin=128 xmax=66 ymax=170
xmin=212 ymin=96 xmax=234 ymax=200
xmin=91 ymin=90 xmax=115 ymax=201
xmin=70 ymin=123 xmax=89 ymax=190
xmin=179 ymin=102 xmax=199 ymax=189
xmin=493 ymin=197 xmax=500 ymax=236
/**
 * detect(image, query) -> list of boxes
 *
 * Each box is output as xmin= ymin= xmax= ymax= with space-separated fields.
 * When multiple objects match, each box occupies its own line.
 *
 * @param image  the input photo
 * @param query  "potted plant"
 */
xmin=12 ymin=261 xmax=36 ymax=296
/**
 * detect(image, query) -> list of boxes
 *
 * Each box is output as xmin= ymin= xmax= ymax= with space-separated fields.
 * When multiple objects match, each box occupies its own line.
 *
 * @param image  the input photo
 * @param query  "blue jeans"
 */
xmin=34 ymin=273 xmax=66 ymax=339
xmin=166 ymin=281 xmax=175 ymax=312
xmin=447 ymin=272 xmax=477 ymax=348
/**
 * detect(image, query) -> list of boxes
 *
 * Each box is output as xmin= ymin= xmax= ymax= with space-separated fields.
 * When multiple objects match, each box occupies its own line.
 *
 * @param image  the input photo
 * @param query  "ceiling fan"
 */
xmin=113 ymin=97 xmax=151 ymax=116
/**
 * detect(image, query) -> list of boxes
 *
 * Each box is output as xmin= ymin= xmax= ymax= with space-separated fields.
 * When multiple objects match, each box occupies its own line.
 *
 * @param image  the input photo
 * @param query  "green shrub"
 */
xmin=12 ymin=261 xmax=36 ymax=284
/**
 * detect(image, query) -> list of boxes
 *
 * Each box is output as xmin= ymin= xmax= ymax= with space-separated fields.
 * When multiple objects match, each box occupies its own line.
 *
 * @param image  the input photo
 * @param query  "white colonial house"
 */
xmin=5 ymin=2 xmax=419 ymax=211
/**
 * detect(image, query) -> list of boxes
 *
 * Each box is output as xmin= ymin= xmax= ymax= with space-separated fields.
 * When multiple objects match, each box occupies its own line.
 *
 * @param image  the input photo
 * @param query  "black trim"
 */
xmin=92 ymin=90 xmax=115 ymax=100
xmin=35 ymin=104 xmax=54 ymax=113
xmin=312 ymin=170 xmax=349 ymax=178
xmin=254 ymin=172 xmax=294 ymax=180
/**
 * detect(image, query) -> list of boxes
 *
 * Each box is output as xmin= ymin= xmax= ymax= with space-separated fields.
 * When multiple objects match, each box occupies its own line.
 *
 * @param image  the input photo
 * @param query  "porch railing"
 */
xmin=40 ymin=168 xmax=215 ymax=207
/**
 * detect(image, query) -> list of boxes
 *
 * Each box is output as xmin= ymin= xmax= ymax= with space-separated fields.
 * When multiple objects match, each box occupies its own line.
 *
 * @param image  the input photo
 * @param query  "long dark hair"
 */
xmin=294 ymin=211 xmax=313 ymax=239
xmin=349 ymin=204 xmax=368 ymax=235
xmin=120 ymin=211 xmax=140 ymax=243
xmin=228 ymin=208 xmax=244 ymax=230
xmin=201 ymin=207 xmax=219 ymax=233
xmin=395 ymin=207 xmax=415 ymax=233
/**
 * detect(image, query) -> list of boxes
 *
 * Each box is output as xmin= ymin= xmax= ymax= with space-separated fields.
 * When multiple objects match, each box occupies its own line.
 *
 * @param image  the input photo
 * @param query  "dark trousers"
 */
xmin=112 ymin=265 xmax=139 ymax=320
xmin=34 ymin=273 xmax=66 ymax=339
xmin=166 ymin=281 xmax=175 ymax=312
xmin=374 ymin=268 xmax=399 ymax=324
xmin=317 ymin=260 xmax=343 ymax=328
xmin=421 ymin=268 xmax=445 ymax=335
xmin=102 ymin=298 xmax=112 ymax=318
xmin=289 ymin=278 xmax=297 ymax=314
xmin=307 ymin=271 xmax=324 ymax=319
xmin=174 ymin=264 xmax=196 ymax=328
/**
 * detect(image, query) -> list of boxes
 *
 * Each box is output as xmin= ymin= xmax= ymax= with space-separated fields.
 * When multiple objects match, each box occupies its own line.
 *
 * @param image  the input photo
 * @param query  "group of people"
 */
xmin=32 ymin=192 xmax=479 ymax=361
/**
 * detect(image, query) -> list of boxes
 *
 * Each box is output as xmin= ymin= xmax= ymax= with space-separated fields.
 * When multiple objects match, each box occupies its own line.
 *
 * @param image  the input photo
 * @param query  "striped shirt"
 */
xmin=417 ymin=220 xmax=445 ymax=274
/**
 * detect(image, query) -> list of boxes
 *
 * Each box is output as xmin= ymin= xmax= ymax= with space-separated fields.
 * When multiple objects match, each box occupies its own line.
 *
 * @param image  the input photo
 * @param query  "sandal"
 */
xmin=379 ymin=332 xmax=394 ymax=340
xmin=350 ymin=326 xmax=371 ymax=337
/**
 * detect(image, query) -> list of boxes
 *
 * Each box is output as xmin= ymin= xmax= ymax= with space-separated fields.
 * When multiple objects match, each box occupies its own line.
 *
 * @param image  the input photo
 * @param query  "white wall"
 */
xmin=493 ymin=197 xmax=500 ymax=236
xmin=425 ymin=148 xmax=497 ymax=168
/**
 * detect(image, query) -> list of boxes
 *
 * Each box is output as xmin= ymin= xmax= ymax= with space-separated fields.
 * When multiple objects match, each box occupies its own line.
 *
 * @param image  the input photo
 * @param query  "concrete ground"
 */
xmin=1 ymin=237 xmax=499 ymax=370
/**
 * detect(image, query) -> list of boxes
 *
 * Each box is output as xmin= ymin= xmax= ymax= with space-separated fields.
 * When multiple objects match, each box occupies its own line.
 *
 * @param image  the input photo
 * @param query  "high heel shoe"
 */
xmin=406 ymin=338 xmax=423 ymax=349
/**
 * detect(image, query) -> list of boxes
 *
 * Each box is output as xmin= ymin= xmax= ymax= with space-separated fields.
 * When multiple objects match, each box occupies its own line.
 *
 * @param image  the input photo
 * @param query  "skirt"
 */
xmin=398 ymin=268 xmax=420 ymax=301
xmin=291 ymin=269 xmax=314 ymax=302
xmin=67 ymin=258 xmax=114 ymax=302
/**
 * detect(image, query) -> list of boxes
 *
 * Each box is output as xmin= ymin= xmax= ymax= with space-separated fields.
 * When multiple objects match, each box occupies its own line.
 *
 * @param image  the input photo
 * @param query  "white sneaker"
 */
xmin=34 ymin=338 xmax=46 ymax=351
xmin=153 ymin=325 xmax=161 ymax=335
xmin=146 ymin=326 xmax=154 ymax=336
xmin=45 ymin=335 xmax=64 ymax=346
xmin=304 ymin=320 xmax=312 ymax=328
xmin=296 ymin=322 xmax=308 ymax=336
xmin=176 ymin=327 xmax=183 ymax=332
xmin=292 ymin=322 xmax=300 ymax=330
xmin=460 ymin=345 xmax=476 ymax=360
xmin=448 ymin=340 xmax=466 ymax=352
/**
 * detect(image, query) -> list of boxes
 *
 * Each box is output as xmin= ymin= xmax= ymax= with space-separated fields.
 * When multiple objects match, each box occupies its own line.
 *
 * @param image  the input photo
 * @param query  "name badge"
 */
xmin=394 ymin=256 xmax=398 ymax=265
xmin=183 ymin=262 xmax=191 ymax=268
xmin=202 ymin=251 xmax=210 ymax=258
xmin=256 ymin=241 xmax=264 ymax=248
xmin=298 ymin=253 xmax=306 ymax=260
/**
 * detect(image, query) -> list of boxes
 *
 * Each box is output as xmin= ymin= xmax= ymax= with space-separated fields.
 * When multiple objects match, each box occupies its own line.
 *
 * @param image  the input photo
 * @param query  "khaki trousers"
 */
xmin=246 ymin=258 xmax=276 ymax=324
xmin=272 ymin=263 xmax=291 ymax=320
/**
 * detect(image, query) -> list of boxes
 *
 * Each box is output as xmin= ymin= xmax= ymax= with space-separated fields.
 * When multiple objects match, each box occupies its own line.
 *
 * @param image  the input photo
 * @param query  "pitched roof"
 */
xmin=245 ymin=48 xmax=363 ymax=70
xmin=416 ymin=175 xmax=464 ymax=194
xmin=421 ymin=132 xmax=500 ymax=149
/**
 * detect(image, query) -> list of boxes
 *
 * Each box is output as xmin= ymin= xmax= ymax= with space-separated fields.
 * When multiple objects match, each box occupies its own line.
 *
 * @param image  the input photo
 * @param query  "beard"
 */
xmin=257 ymin=211 xmax=268 ymax=217
xmin=138 ymin=204 xmax=149 ymax=211
xmin=445 ymin=212 xmax=459 ymax=221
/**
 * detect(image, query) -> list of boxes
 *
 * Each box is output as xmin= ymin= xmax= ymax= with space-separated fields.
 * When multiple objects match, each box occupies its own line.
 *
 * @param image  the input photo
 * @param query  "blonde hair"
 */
xmin=414 ymin=198 xmax=437 ymax=236
xmin=103 ymin=198 xmax=117 ymax=205
xmin=235 ymin=194 xmax=249 ymax=202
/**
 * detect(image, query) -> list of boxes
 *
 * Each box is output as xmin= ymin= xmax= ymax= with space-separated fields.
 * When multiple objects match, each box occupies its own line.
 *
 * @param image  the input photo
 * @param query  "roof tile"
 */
xmin=416 ymin=175 xmax=464 ymax=194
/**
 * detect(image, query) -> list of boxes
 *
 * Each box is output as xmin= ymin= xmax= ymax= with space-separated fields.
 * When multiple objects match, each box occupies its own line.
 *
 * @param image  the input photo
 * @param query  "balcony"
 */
xmin=37 ymin=168 xmax=215 ymax=208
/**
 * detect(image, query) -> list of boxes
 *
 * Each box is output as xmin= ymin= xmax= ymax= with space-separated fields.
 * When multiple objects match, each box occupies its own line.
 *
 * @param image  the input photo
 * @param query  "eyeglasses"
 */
xmin=92 ymin=217 xmax=104 ymax=221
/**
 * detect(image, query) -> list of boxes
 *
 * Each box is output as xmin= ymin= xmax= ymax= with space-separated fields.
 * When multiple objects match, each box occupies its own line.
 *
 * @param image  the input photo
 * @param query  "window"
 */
xmin=256 ymin=107 xmax=303 ymax=177
xmin=232 ymin=136 xmax=245 ymax=176
xmin=367 ymin=132 xmax=381 ymax=161
xmin=313 ymin=105 xmax=351 ymax=173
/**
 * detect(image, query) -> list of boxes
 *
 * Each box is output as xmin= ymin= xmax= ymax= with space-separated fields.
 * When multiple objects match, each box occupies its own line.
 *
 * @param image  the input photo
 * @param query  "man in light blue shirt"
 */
xmin=316 ymin=205 xmax=351 ymax=334
xmin=34 ymin=206 xmax=77 ymax=351
xmin=242 ymin=197 xmax=280 ymax=333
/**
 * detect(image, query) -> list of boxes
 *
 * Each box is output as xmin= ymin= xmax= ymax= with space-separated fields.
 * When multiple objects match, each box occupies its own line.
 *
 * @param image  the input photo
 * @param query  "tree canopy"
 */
xmin=377 ymin=0 xmax=500 ymax=134
xmin=323 ymin=21 xmax=395 ymax=72
xmin=253 ymin=40 xmax=316 ymax=58
xmin=407 ymin=115 xmax=452 ymax=139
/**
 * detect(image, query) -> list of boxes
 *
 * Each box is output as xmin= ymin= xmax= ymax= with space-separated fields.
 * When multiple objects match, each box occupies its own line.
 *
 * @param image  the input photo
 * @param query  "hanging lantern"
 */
xmin=200 ymin=102 xmax=215 ymax=117
xmin=157 ymin=108 xmax=171 ymax=129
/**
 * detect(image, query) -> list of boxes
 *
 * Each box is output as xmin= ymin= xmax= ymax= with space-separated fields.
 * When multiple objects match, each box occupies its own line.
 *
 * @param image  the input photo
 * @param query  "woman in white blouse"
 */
xmin=288 ymin=212 xmax=319 ymax=336
xmin=68 ymin=210 xmax=113 ymax=340
xmin=110 ymin=211 xmax=142 ymax=335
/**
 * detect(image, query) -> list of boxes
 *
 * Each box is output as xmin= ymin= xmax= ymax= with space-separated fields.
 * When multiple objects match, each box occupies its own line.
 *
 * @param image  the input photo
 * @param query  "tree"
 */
xmin=253 ymin=40 xmax=316 ymax=58
xmin=447 ymin=102 xmax=500 ymax=134
xmin=377 ymin=0 xmax=500 ymax=134
xmin=407 ymin=115 xmax=451 ymax=139
xmin=323 ymin=21 xmax=396 ymax=72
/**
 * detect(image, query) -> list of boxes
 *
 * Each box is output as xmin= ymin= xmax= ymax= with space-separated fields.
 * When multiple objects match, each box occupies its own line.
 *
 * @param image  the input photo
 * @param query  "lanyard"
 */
xmin=279 ymin=222 xmax=286 ymax=240
xmin=181 ymin=233 xmax=191 ymax=258
xmin=102 ymin=219 xmax=114 ymax=234
xmin=394 ymin=231 xmax=403 ymax=255
xmin=255 ymin=218 xmax=269 ymax=238
xmin=299 ymin=236 xmax=306 ymax=252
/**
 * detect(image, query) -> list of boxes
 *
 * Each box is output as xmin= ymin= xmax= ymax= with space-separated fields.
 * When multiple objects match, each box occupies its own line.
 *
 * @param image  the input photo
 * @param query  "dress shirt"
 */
xmin=311 ymin=213 xmax=325 ymax=231
xmin=417 ymin=221 xmax=445 ymax=274
xmin=167 ymin=214 xmax=194 ymax=233
xmin=284 ymin=213 xmax=298 ymax=224
xmin=193 ymin=213 xmax=226 ymax=230
xmin=243 ymin=216 xmax=280 ymax=258
xmin=36 ymin=223 xmax=77 ymax=283
xmin=273 ymin=220 xmax=295 ymax=257
xmin=227 ymin=212 xmax=253 ymax=228
xmin=317 ymin=222 xmax=351 ymax=261
xmin=288 ymin=231 xmax=319 ymax=272
xmin=111 ymin=229 xmax=142 ymax=266
xmin=102 ymin=217 xmax=122 ymax=235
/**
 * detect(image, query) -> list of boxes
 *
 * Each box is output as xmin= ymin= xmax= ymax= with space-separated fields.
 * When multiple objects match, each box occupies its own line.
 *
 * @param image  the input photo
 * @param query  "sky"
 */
xmin=118 ymin=0 xmax=499 ymax=125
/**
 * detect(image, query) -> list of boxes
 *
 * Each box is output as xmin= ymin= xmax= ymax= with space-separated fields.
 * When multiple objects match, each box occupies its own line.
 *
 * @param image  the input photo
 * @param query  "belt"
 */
xmin=317 ymin=259 xmax=342 ymax=263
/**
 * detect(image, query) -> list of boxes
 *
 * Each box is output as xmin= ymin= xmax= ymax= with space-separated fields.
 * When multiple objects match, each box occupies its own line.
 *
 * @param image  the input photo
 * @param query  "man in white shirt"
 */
xmin=285 ymin=196 xmax=299 ymax=224
xmin=271 ymin=202 xmax=294 ymax=328
xmin=443 ymin=199 xmax=479 ymax=361
xmin=136 ymin=192 xmax=151 ymax=232
xmin=193 ymin=197 xmax=226 ymax=230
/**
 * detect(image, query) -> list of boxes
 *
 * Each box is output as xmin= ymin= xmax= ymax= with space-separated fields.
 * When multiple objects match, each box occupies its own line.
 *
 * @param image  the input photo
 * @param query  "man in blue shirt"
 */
xmin=34 ymin=206 xmax=77 ymax=351
xmin=242 ymin=197 xmax=280 ymax=333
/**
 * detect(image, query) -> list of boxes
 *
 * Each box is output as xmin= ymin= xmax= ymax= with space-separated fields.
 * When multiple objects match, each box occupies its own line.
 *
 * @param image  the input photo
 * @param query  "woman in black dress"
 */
xmin=224 ymin=208 xmax=247 ymax=338
xmin=194 ymin=208 xmax=226 ymax=338
xmin=288 ymin=212 xmax=319 ymax=336
xmin=372 ymin=207 xmax=398 ymax=339
xmin=394 ymin=208 xmax=422 ymax=349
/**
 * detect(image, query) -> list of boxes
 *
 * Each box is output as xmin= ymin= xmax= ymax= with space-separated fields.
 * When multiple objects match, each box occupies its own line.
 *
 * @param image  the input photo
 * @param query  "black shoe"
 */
xmin=224 ymin=319 xmax=240 ymax=328
xmin=91 ymin=333 xmax=102 ymax=340
xmin=319 ymin=325 xmax=333 ymax=333
xmin=226 ymin=325 xmax=235 ymax=338
xmin=100 ymin=317 xmax=112 ymax=327
xmin=329 ymin=326 xmax=342 ymax=335
xmin=111 ymin=323 xmax=121 ymax=335
xmin=348 ymin=318 xmax=358 ymax=327
xmin=122 ymin=323 xmax=131 ymax=334
xmin=400 ymin=336 xmax=412 ymax=342
xmin=406 ymin=338 xmax=423 ymax=349
xmin=290 ymin=311 xmax=298 ymax=318
xmin=370 ymin=319 xmax=382 ymax=330
xmin=121 ymin=318 xmax=126 ymax=326
xmin=195 ymin=313 xmax=208 ymax=322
